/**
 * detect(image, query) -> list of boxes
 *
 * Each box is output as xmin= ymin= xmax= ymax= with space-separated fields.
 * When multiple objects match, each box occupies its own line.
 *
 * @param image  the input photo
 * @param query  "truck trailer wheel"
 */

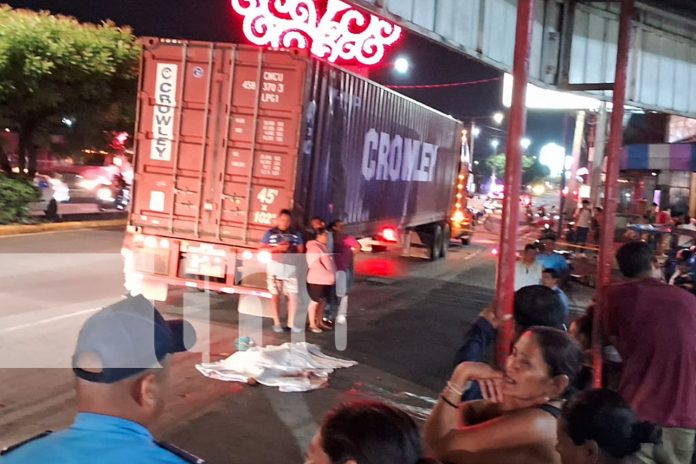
xmin=429 ymin=224 xmax=443 ymax=261
xmin=440 ymin=223 xmax=450 ymax=258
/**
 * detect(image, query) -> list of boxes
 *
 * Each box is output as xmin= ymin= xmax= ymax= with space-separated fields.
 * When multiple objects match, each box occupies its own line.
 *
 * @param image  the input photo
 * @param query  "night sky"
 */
xmin=5 ymin=0 xmax=571 ymax=158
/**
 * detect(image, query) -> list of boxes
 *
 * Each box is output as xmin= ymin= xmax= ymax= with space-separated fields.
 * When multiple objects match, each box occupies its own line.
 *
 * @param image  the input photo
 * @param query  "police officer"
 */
xmin=1 ymin=296 xmax=204 ymax=463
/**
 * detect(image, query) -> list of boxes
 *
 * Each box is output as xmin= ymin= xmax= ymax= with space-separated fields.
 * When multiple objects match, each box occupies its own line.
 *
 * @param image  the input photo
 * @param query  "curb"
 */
xmin=0 ymin=219 xmax=127 ymax=237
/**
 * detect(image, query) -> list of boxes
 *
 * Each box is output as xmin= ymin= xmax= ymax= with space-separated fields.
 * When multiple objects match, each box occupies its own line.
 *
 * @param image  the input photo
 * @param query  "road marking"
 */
xmin=0 ymin=306 xmax=102 ymax=335
xmin=463 ymin=248 xmax=484 ymax=261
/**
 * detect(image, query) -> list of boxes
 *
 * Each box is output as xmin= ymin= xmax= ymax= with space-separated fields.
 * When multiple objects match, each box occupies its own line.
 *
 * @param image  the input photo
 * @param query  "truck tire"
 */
xmin=429 ymin=224 xmax=443 ymax=261
xmin=441 ymin=223 xmax=450 ymax=258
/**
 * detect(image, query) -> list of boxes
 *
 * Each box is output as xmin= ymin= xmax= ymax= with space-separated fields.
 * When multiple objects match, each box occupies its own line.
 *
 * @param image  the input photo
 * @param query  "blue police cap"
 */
xmin=72 ymin=295 xmax=195 ymax=383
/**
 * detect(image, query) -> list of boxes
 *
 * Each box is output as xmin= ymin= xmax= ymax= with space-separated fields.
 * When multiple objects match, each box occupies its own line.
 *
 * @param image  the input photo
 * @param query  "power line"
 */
xmin=387 ymin=76 xmax=502 ymax=90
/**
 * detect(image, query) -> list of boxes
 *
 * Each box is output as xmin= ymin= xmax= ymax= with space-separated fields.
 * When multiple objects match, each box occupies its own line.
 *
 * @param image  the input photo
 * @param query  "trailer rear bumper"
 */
xmin=123 ymin=271 xmax=273 ymax=301
xmin=121 ymin=232 xmax=275 ymax=301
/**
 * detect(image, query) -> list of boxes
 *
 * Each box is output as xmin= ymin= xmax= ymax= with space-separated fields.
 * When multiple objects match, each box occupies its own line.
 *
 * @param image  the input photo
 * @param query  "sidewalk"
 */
xmin=0 ymin=217 xmax=126 ymax=236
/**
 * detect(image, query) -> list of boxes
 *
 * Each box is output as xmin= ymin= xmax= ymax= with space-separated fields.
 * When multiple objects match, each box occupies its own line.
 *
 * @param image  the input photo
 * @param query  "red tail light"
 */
xmin=381 ymin=227 xmax=398 ymax=243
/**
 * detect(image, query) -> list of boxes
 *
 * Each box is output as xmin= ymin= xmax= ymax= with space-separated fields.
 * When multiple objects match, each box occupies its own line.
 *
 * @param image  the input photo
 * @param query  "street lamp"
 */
xmin=521 ymin=137 xmax=531 ymax=150
xmin=490 ymin=139 xmax=500 ymax=153
xmin=539 ymin=142 xmax=566 ymax=177
xmin=394 ymin=57 xmax=409 ymax=74
xmin=472 ymin=126 xmax=481 ymax=137
xmin=492 ymin=112 xmax=504 ymax=125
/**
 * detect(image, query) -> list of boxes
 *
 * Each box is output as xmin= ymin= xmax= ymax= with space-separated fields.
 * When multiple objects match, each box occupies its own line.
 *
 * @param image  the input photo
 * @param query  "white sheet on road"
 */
xmin=195 ymin=342 xmax=357 ymax=392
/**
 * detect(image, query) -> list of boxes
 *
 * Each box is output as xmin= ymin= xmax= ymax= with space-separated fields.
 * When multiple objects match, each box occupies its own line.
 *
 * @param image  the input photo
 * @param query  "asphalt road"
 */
xmin=0 ymin=227 xmax=506 ymax=463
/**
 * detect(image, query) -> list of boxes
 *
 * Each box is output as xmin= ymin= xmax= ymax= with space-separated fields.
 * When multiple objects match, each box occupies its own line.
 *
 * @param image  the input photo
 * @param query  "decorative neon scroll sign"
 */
xmin=230 ymin=0 xmax=403 ymax=66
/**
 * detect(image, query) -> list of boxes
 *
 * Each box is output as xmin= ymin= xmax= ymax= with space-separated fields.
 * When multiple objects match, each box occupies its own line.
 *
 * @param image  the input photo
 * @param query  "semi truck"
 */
xmin=122 ymin=38 xmax=472 ymax=301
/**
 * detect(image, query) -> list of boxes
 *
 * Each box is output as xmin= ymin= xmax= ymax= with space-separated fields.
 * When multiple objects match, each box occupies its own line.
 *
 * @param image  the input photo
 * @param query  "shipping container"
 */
xmin=123 ymin=38 xmax=466 ymax=301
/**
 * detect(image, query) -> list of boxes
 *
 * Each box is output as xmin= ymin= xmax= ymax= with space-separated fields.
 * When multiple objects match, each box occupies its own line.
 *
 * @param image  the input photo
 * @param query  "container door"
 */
xmin=131 ymin=39 xmax=308 ymax=245
xmin=214 ymin=48 xmax=309 ymax=244
xmin=131 ymin=39 xmax=230 ymax=240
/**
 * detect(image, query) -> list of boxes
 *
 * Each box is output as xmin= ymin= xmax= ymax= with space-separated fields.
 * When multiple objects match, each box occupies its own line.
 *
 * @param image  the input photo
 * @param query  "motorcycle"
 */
xmin=113 ymin=173 xmax=131 ymax=211
xmin=537 ymin=210 xmax=558 ymax=240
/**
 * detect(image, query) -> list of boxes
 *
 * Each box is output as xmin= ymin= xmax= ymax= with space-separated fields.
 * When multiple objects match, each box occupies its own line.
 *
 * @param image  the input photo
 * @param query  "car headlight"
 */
xmin=78 ymin=179 xmax=99 ymax=190
xmin=97 ymin=187 xmax=114 ymax=201
xmin=97 ymin=175 xmax=112 ymax=186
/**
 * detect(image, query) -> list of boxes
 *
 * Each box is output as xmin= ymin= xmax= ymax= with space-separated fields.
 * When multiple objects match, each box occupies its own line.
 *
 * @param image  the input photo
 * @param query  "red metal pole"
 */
xmin=495 ymin=0 xmax=534 ymax=364
xmin=592 ymin=0 xmax=634 ymax=387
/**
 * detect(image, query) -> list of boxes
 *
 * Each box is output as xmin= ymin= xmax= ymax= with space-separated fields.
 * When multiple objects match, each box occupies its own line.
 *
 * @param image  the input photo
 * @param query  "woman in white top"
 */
xmin=305 ymin=229 xmax=336 ymax=333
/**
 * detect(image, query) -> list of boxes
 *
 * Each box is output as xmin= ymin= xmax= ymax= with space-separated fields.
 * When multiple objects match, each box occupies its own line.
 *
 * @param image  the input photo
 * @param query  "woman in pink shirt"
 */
xmin=306 ymin=229 xmax=336 ymax=333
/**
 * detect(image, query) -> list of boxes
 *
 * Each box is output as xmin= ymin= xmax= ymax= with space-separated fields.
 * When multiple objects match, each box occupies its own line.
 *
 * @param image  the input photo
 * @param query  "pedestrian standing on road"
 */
xmin=646 ymin=203 xmax=658 ymax=224
xmin=451 ymin=285 xmax=566 ymax=401
xmin=328 ymin=220 xmax=360 ymax=325
xmin=574 ymin=200 xmax=593 ymax=245
xmin=1 ymin=296 xmax=203 ymax=464
xmin=306 ymin=229 xmax=336 ymax=333
xmin=309 ymin=216 xmax=335 ymax=327
xmin=309 ymin=216 xmax=334 ymax=253
xmin=305 ymin=400 xmax=437 ymax=464
xmin=656 ymin=207 xmax=672 ymax=225
xmin=537 ymin=238 xmax=570 ymax=279
xmin=602 ymin=241 xmax=696 ymax=464
xmin=261 ymin=209 xmax=305 ymax=333
xmin=515 ymin=244 xmax=544 ymax=290
xmin=425 ymin=327 xmax=584 ymax=464
xmin=542 ymin=268 xmax=570 ymax=323
xmin=556 ymin=389 xmax=661 ymax=464
xmin=654 ymin=207 xmax=674 ymax=253
xmin=592 ymin=207 xmax=604 ymax=245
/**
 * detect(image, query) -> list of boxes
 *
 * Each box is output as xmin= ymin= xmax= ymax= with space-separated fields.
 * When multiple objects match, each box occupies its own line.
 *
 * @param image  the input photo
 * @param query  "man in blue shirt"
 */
xmin=1 ymin=296 xmax=203 ymax=463
xmin=260 ymin=209 xmax=305 ymax=333
xmin=542 ymin=268 xmax=570 ymax=322
xmin=536 ymin=238 xmax=570 ymax=277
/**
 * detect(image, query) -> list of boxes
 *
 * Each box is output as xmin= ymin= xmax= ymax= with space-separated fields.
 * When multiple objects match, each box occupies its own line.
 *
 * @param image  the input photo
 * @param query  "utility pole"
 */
xmin=565 ymin=110 xmax=586 ymax=217
xmin=495 ymin=0 xmax=534 ymax=365
xmin=590 ymin=102 xmax=608 ymax=208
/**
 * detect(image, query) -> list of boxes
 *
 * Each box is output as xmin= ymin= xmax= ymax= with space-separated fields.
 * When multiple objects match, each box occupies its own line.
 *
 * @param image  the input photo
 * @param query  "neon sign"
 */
xmin=230 ymin=0 xmax=403 ymax=66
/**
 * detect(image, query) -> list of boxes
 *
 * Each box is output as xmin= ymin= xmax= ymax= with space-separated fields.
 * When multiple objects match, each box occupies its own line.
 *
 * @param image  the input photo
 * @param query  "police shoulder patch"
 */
xmin=156 ymin=440 xmax=206 ymax=464
xmin=1 ymin=431 xmax=53 ymax=456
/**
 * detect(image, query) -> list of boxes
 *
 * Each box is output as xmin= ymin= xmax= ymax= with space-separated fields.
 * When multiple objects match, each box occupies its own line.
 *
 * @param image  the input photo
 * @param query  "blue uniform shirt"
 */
xmin=536 ymin=252 xmax=569 ymax=273
xmin=552 ymin=286 xmax=570 ymax=321
xmin=2 ymin=413 xmax=188 ymax=463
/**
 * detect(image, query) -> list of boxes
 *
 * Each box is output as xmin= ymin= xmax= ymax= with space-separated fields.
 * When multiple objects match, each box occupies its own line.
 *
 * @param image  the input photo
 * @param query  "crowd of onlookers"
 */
xmin=259 ymin=209 xmax=361 ymax=334
xmin=4 ymin=211 xmax=696 ymax=464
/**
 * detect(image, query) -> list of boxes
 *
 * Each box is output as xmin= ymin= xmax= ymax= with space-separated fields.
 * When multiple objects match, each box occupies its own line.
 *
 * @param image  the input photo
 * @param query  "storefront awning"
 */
xmin=621 ymin=144 xmax=696 ymax=171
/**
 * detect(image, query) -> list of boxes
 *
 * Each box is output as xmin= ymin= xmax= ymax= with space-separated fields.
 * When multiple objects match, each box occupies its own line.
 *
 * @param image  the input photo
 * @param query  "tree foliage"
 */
xmin=487 ymin=153 xmax=535 ymax=176
xmin=0 ymin=5 xmax=139 ymax=174
xmin=0 ymin=174 xmax=40 ymax=223
xmin=486 ymin=153 xmax=551 ymax=185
